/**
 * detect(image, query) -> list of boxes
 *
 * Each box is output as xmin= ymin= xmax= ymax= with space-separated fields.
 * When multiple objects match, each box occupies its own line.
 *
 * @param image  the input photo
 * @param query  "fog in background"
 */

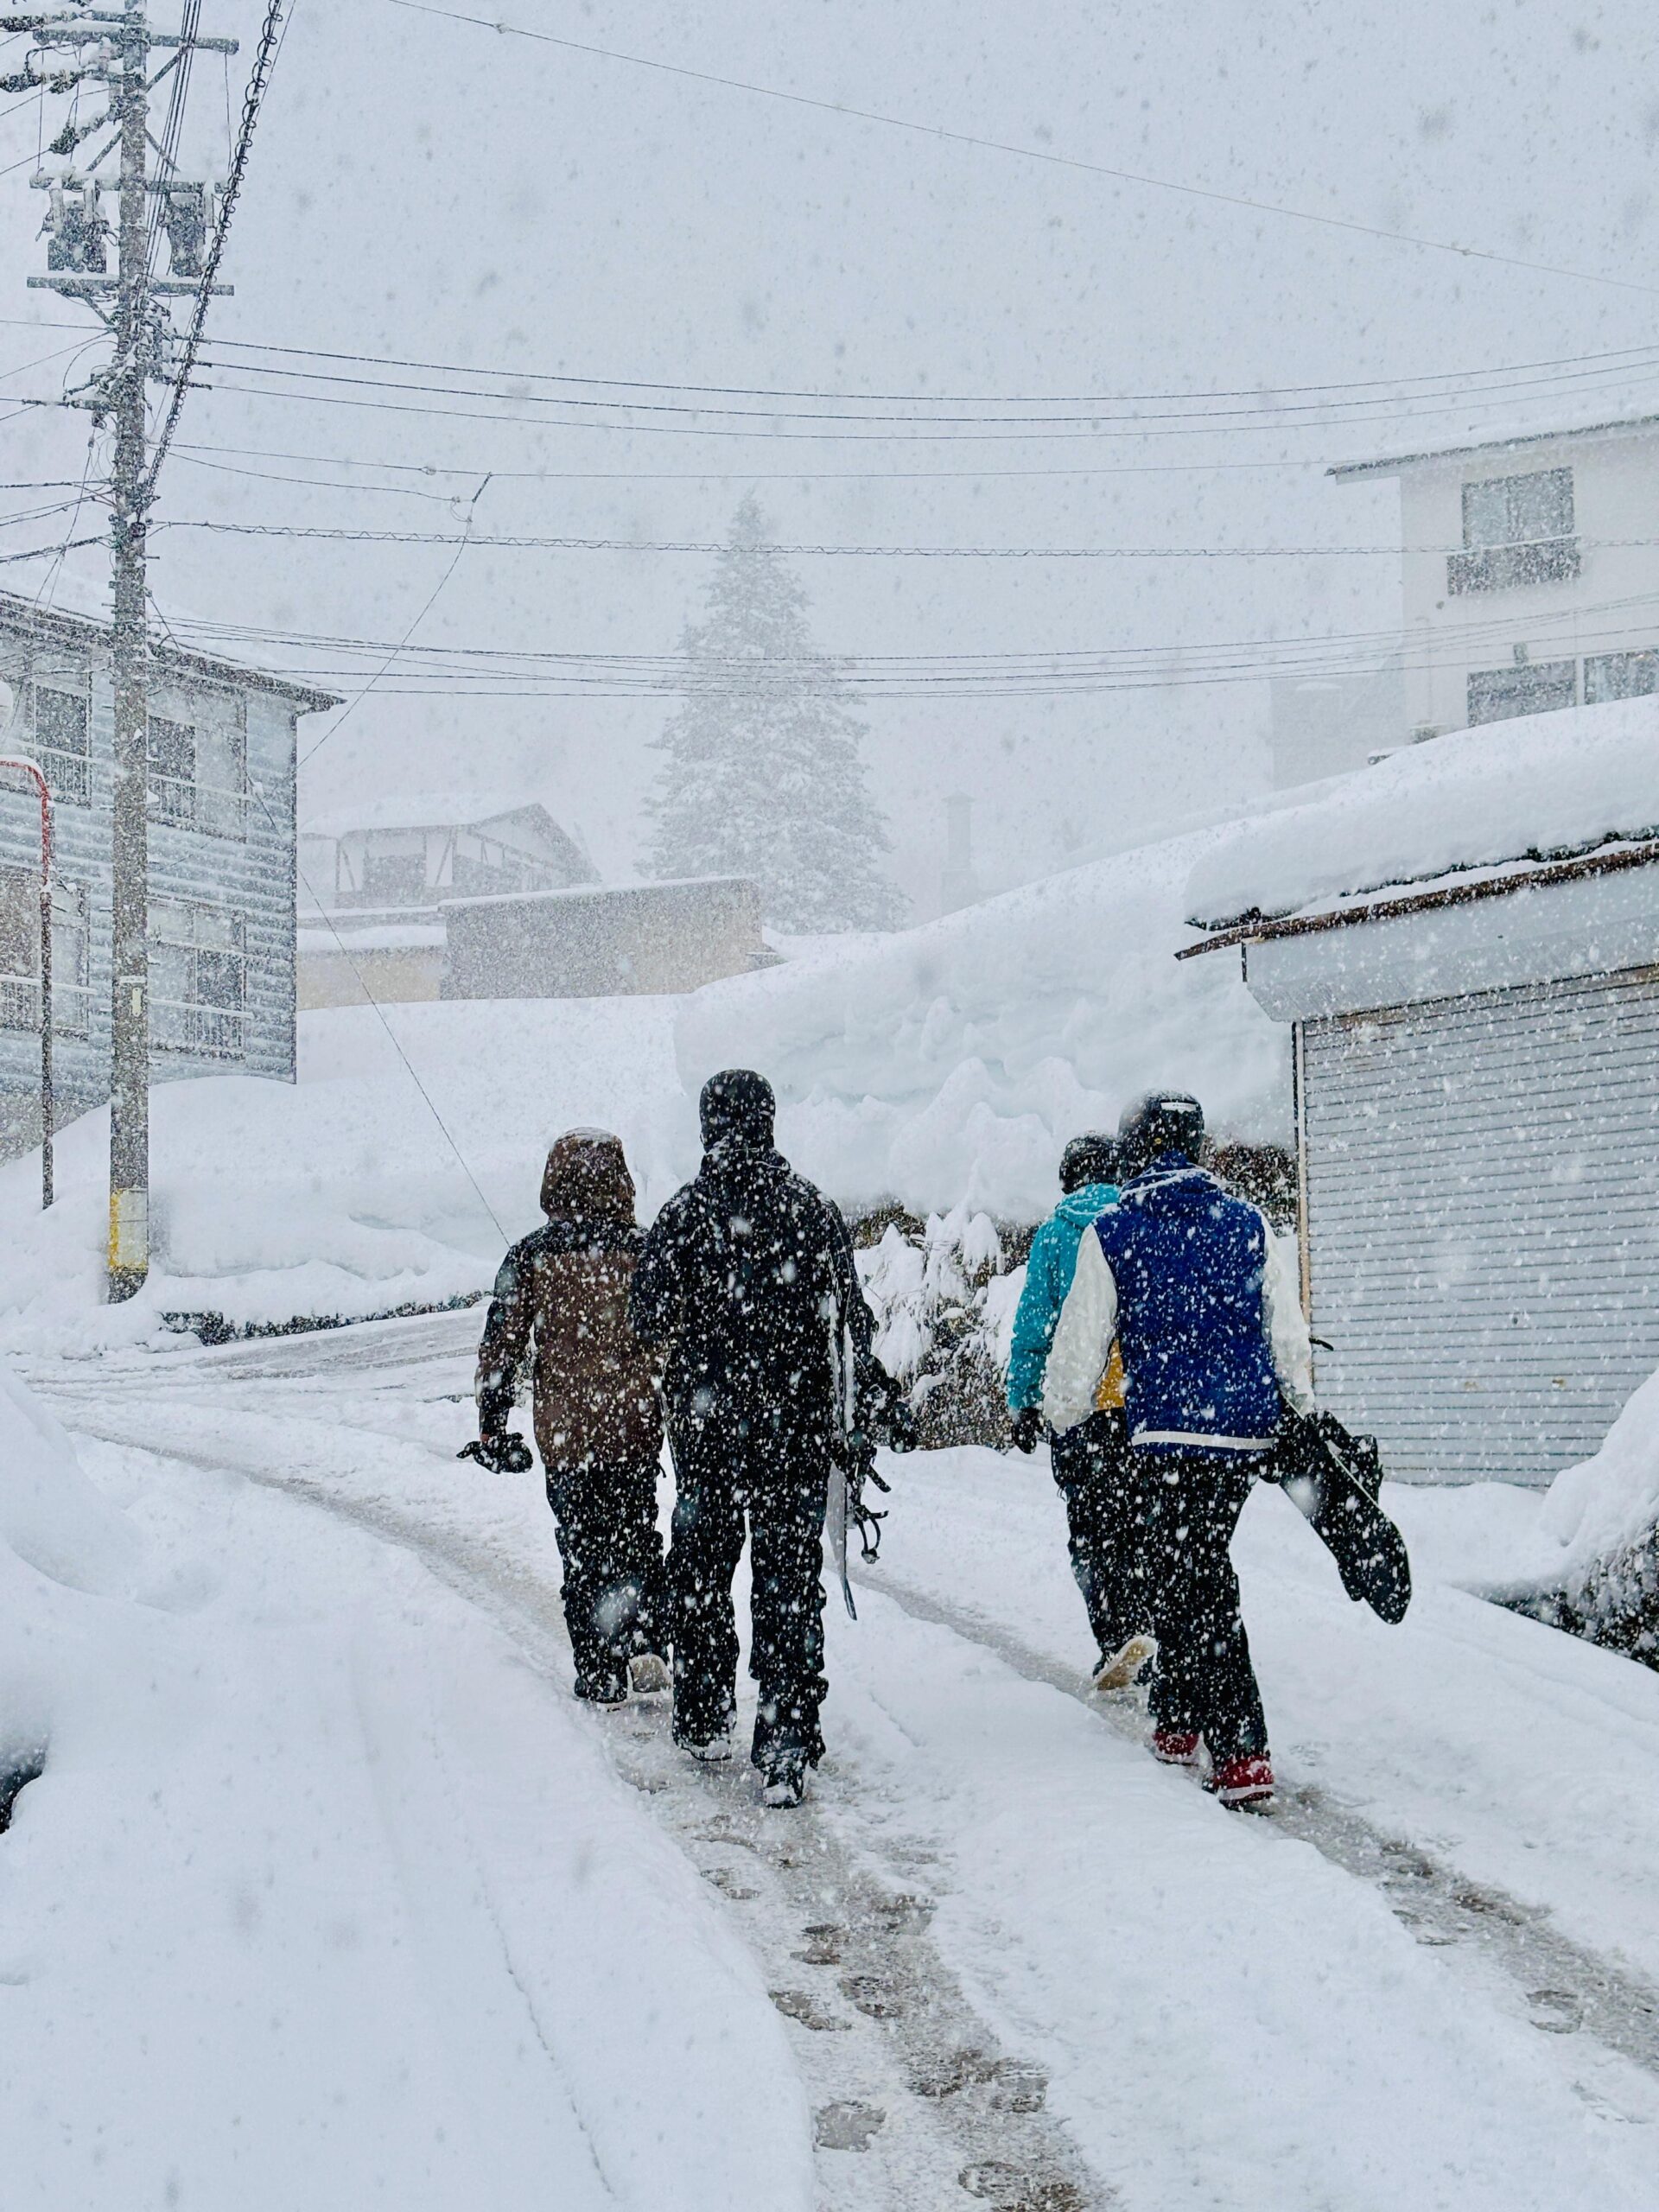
xmin=2 ymin=0 xmax=1656 ymax=915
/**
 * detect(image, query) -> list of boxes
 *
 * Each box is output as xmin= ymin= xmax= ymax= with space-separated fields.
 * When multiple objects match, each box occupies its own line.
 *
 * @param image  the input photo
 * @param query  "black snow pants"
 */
xmin=1049 ymin=1409 xmax=1147 ymax=1662
xmin=1131 ymin=1450 xmax=1268 ymax=1764
xmin=665 ymin=1412 xmax=830 ymax=1770
xmin=544 ymin=1458 xmax=668 ymax=1701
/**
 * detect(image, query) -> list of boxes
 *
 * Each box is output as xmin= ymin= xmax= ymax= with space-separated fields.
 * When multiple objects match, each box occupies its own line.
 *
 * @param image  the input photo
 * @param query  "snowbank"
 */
xmin=678 ymin=821 xmax=1287 ymax=1221
xmin=1185 ymin=698 xmax=1659 ymax=928
xmin=0 ymin=996 xmax=695 ymax=1352
xmin=1 ymin=815 xmax=1293 ymax=1345
xmin=0 ymin=1366 xmax=814 ymax=2208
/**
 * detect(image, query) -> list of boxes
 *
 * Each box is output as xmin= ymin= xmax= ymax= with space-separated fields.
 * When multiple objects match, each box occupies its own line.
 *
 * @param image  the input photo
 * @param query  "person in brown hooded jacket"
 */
xmin=472 ymin=1128 xmax=669 ymax=1705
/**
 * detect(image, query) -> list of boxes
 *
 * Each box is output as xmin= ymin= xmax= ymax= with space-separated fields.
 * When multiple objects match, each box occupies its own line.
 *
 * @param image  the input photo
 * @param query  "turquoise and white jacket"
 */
xmin=1005 ymin=1182 xmax=1118 ymax=1414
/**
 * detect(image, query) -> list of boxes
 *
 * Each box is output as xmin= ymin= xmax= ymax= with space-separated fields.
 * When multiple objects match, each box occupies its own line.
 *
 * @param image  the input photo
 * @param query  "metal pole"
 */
xmin=106 ymin=0 xmax=150 ymax=1298
xmin=0 ymin=755 xmax=54 ymax=1209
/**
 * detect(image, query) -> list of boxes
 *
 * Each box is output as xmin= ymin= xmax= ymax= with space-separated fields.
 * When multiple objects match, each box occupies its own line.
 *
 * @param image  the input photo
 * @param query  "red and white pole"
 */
xmin=0 ymin=755 xmax=54 ymax=1209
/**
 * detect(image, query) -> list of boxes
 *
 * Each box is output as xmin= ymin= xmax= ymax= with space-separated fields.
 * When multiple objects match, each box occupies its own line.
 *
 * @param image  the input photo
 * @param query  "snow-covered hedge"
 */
xmin=1506 ymin=1366 xmax=1659 ymax=1665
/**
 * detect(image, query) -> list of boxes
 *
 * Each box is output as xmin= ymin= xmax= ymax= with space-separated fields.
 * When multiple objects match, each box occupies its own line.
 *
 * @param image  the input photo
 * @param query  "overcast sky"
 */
xmin=2 ymin=0 xmax=1656 ymax=913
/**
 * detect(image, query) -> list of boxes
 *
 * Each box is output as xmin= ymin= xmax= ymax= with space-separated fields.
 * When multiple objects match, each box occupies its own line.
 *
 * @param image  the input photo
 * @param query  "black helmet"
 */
xmin=1116 ymin=1090 xmax=1205 ymax=1176
xmin=1059 ymin=1133 xmax=1117 ymax=1193
xmin=700 ymin=1066 xmax=776 ymax=1150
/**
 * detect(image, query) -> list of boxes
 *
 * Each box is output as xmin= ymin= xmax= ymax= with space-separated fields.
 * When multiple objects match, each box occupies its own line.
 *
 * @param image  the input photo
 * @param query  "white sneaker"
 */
xmin=1093 ymin=1635 xmax=1157 ymax=1694
xmin=628 ymin=1652 xmax=671 ymax=1696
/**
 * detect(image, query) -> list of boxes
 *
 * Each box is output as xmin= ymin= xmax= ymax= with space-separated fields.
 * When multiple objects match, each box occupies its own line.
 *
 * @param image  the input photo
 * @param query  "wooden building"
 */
xmin=0 ymin=593 xmax=337 ymax=1159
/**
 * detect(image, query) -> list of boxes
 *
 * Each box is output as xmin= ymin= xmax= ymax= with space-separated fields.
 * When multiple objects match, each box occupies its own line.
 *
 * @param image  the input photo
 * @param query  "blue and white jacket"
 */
xmin=1041 ymin=1153 xmax=1313 ymax=1457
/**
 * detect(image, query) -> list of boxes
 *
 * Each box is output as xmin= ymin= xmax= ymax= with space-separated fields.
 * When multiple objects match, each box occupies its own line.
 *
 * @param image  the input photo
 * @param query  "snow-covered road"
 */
xmin=18 ymin=1309 xmax=1659 ymax=2210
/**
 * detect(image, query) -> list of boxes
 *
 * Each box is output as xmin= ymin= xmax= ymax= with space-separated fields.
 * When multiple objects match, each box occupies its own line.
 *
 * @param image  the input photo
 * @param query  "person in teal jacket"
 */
xmin=1007 ymin=1134 xmax=1155 ymax=1692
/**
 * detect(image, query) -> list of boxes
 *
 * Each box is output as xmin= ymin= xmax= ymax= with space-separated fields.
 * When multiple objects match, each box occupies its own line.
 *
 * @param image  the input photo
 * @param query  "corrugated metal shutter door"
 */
xmin=1306 ymin=963 xmax=1659 ymax=1485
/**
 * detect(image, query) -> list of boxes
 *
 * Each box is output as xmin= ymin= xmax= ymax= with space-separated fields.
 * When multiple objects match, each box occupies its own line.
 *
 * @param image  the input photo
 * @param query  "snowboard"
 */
xmin=824 ymin=1452 xmax=857 ymax=1621
xmin=1269 ymin=1410 xmax=1412 ymax=1625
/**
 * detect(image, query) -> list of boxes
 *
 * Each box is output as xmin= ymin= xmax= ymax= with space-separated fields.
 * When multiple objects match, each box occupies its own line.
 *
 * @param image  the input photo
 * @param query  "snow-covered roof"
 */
xmin=1329 ymin=410 xmax=1659 ymax=481
xmin=1184 ymin=699 xmax=1659 ymax=933
xmin=440 ymin=874 xmax=754 ymax=914
xmin=0 ymin=588 xmax=340 ymax=712
xmin=301 ymin=794 xmax=568 ymax=843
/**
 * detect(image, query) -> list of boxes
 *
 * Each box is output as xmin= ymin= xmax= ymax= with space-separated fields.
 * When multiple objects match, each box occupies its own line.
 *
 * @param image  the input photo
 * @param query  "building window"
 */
xmin=0 ymin=870 xmax=88 ymax=1035
xmin=1584 ymin=649 xmax=1659 ymax=704
xmin=29 ymin=685 xmax=91 ymax=804
xmin=1449 ymin=467 xmax=1580 ymax=594
xmin=147 ymin=706 xmax=246 ymax=838
xmin=1467 ymin=660 xmax=1577 ymax=725
xmin=359 ymin=850 xmax=428 ymax=906
xmin=150 ymin=899 xmax=246 ymax=1059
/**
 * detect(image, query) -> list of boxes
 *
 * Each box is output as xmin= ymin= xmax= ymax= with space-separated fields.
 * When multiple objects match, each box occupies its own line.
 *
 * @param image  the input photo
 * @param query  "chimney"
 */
xmin=940 ymin=791 xmax=981 ymax=914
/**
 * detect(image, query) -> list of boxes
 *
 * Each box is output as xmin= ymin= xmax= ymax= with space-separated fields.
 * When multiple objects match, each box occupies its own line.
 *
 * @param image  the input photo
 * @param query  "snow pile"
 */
xmin=0 ymin=996 xmax=695 ymax=1352
xmin=0 ymin=1362 xmax=140 ymax=1776
xmin=1185 ymin=698 xmax=1659 ymax=928
xmin=0 ymin=1368 xmax=815 ymax=2207
xmin=679 ymin=821 xmax=1287 ymax=1221
xmin=1509 ymin=1365 xmax=1659 ymax=1659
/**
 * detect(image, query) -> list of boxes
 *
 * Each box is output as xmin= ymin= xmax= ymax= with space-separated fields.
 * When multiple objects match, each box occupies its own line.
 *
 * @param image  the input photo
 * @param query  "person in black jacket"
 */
xmin=630 ymin=1068 xmax=899 ymax=1807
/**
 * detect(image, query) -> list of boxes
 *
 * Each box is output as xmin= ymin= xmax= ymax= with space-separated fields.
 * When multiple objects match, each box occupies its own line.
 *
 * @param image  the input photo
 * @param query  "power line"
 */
xmin=192 ymin=348 xmax=1659 ymax=431
xmin=170 ymin=435 xmax=1333 ymax=482
xmin=146 ymin=0 xmax=288 ymax=496
xmin=200 ymin=332 xmax=1659 ymax=412
xmin=166 ymin=370 xmax=1659 ymax=447
xmin=162 ymin=518 xmax=1659 ymax=560
xmin=297 ymin=473 xmax=491 ymax=769
xmin=381 ymin=0 xmax=1659 ymax=302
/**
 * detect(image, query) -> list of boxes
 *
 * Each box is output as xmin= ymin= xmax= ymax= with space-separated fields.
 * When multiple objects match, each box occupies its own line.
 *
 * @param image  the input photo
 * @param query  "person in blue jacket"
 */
xmin=1007 ymin=1133 xmax=1155 ymax=1694
xmin=1044 ymin=1090 xmax=1315 ymax=1808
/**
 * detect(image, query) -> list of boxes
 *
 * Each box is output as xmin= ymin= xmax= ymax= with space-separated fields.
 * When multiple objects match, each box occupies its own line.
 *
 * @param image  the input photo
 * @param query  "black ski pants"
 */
xmin=544 ymin=1457 xmax=668 ymax=1700
xmin=1131 ymin=1449 xmax=1268 ymax=1764
xmin=1049 ymin=1410 xmax=1147 ymax=1661
xmin=666 ymin=1412 xmax=830 ymax=1770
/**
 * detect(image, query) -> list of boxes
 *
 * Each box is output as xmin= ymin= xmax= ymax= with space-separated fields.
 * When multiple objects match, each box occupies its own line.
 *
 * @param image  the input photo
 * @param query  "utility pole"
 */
xmin=14 ymin=2 xmax=237 ymax=1298
xmin=106 ymin=0 xmax=152 ymax=1299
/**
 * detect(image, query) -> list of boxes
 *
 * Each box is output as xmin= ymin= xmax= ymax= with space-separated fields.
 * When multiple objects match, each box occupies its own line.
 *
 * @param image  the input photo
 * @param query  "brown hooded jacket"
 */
xmin=475 ymin=1129 xmax=664 ymax=1471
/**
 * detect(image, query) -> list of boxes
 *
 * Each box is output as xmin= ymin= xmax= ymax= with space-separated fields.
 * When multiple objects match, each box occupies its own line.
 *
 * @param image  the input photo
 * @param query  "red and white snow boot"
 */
xmin=1150 ymin=1728 xmax=1200 ymax=1767
xmin=1207 ymin=1752 xmax=1274 ymax=1808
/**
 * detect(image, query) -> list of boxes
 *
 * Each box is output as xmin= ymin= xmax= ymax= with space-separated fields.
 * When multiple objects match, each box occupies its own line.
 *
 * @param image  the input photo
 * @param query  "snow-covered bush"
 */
xmin=1508 ymin=1367 xmax=1659 ymax=1667
xmin=855 ymin=1204 xmax=1026 ymax=1449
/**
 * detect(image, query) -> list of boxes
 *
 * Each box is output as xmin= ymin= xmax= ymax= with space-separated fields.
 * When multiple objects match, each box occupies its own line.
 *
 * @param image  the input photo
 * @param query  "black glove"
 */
xmin=458 ymin=1432 xmax=534 ymax=1475
xmin=881 ymin=1396 xmax=919 ymax=1455
xmin=1010 ymin=1405 xmax=1045 ymax=1455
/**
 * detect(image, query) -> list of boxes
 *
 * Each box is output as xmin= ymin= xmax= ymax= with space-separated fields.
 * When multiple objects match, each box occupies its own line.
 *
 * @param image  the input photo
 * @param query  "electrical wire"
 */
xmin=380 ymin=0 xmax=1659 ymax=302
xmin=181 ymin=375 xmax=1659 ymax=447
xmin=145 ymin=0 xmax=288 ymax=496
xmin=296 ymin=473 xmax=490 ymax=769
xmin=190 ymin=349 xmax=1659 ymax=432
xmin=199 ymin=334 xmax=1659 ymax=413
xmin=162 ymin=518 xmax=1659 ymax=561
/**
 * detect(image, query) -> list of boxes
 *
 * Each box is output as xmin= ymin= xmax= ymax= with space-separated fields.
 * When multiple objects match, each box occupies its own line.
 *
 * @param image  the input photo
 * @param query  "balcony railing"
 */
xmin=0 ymin=973 xmax=92 ymax=1036
xmin=147 ymin=772 xmax=247 ymax=840
xmin=1447 ymin=536 xmax=1580 ymax=596
xmin=150 ymin=995 xmax=245 ymax=1058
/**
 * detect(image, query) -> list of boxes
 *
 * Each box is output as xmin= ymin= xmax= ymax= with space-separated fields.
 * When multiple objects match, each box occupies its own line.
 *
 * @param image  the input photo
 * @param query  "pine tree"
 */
xmin=644 ymin=499 xmax=906 ymax=931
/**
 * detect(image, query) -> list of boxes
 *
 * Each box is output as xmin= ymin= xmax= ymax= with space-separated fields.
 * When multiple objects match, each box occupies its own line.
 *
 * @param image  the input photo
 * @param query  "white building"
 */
xmin=1331 ymin=414 xmax=1659 ymax=748
xmin=1184 ymin=706 xmax=1659 ymax=1486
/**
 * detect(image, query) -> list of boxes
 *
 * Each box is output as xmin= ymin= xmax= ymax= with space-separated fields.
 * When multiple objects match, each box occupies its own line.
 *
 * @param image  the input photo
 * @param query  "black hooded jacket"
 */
xmin=629 ymin=1136 xmax=877 ymax=1440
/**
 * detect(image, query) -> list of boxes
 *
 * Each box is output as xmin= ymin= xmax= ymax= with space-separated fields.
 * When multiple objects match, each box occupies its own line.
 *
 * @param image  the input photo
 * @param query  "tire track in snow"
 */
xmin=855 ymin=1564 xmax=1659 ymax=2084
xmin=56 ymin=1398 xmax=1106 ymax=2212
